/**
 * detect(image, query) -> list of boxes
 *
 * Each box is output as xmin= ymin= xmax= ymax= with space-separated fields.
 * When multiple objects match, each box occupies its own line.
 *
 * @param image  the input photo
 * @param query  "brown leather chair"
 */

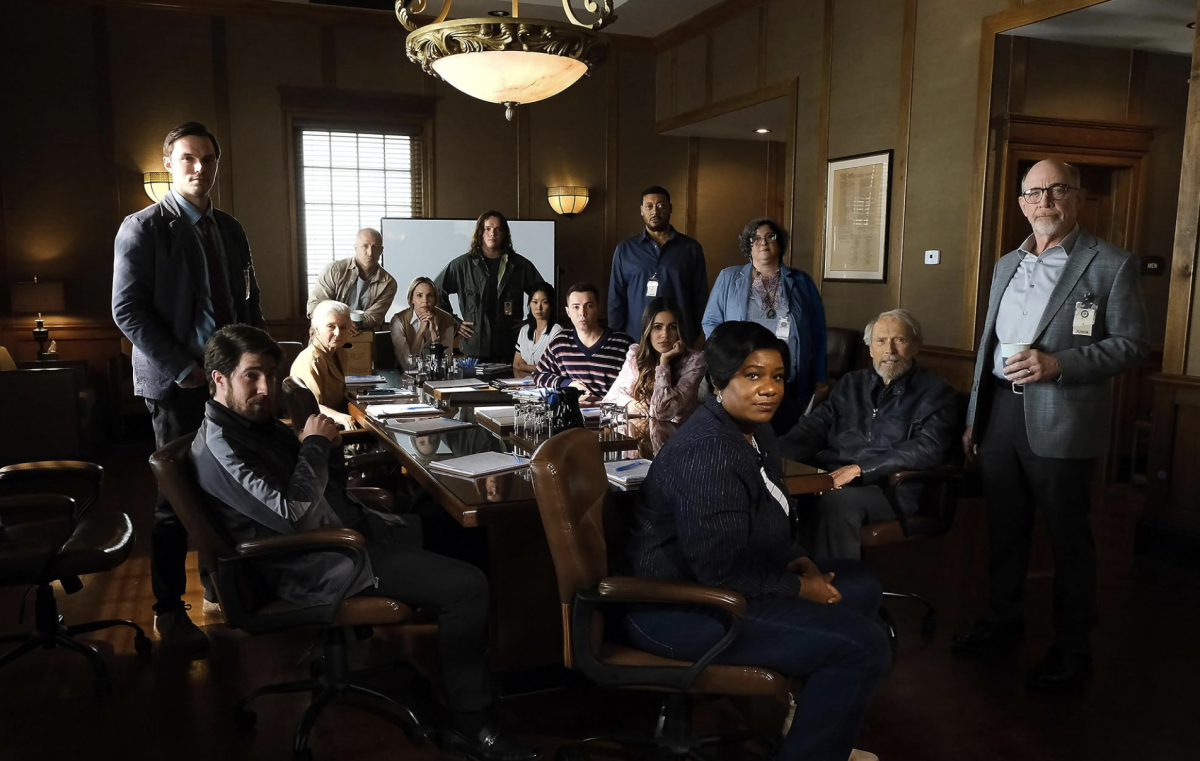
xmin=281 ymin=376 xmax=394 ymax=476
xmin=529 ymin=428 xmax=788 ymax=760
xmin=275 ymin=341 xmax=306 ymax=421
xmin=825 ymin=327 xmax=862 ymax=383
xmin=0 ymin=461 xmax=151 ymax=696
xmin=149 ymin=434 xmax=431 ymax=760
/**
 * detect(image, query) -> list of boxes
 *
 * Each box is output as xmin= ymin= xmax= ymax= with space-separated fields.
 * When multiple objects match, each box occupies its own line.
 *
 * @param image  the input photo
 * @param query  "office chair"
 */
xmin=0 ymin=461 xmax=151 ymax=696
xmin=149 ymin=434 xmax=433 ymax=761
xmin=530 ymin=428 xmax=787 ymax=760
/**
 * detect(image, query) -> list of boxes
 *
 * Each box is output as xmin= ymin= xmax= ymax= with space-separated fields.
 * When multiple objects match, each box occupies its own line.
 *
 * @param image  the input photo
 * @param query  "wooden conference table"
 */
xmin=348 ymin=372 xmax=834 ymax=673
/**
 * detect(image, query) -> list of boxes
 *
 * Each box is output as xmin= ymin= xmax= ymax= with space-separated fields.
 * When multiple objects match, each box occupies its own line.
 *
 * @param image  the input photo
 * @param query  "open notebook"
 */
xmin=428 ymin=452 xmax=530 ymax=478
xmin=385 ymin=417 xmax=476 ymax=435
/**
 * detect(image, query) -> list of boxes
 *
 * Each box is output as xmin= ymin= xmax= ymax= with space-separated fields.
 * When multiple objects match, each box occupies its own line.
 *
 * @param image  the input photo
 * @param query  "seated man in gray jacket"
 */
xmin=779 ymin=309 xmax=959 ymax=559
xmin=190 ymin=324 xmax=538 ymax=761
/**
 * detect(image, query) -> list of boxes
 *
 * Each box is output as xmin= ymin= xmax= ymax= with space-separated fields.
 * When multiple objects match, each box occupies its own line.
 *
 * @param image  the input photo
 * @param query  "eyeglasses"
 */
xmin=1018 ymin=184 xmax=1076 ymax=203
xmin=751 ymin=233 xmax=778 ymax=246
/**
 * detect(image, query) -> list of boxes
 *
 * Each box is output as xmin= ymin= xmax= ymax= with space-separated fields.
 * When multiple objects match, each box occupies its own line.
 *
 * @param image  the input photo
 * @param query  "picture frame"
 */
xmin=822 ymin=150 xmax=893 ymax=283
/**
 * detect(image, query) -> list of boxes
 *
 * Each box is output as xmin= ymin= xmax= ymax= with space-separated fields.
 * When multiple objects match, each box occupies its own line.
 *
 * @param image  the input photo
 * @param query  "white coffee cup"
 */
xmin=349 ymin=310 xmax=365 ymax=327
xmin=1000 ymin=342 xmax=1032 ymax=363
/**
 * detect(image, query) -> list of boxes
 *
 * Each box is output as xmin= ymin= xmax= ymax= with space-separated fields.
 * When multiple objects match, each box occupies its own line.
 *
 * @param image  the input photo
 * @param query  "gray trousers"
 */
xmin=813 ymin=485 xmax=914 ymax=560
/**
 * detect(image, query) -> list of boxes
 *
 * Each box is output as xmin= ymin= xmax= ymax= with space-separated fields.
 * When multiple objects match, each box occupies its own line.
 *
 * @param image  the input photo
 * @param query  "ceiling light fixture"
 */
xmin=755 ymin=128 xmax=772 ymax=134
xmin=396 ymin=1 xmax=615 ymax=121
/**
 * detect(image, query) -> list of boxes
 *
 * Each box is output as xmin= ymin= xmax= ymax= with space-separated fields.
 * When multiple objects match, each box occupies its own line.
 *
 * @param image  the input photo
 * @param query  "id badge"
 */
xmin=645 ymin=277 xmax=659 ymax=298
xmin=1073 ymin=300 xmax=1097 ymax=337
xmin=503 ymin=300 xmax=513 ymax=316
xmin=775 ymin=315 xmax=791 ymax=340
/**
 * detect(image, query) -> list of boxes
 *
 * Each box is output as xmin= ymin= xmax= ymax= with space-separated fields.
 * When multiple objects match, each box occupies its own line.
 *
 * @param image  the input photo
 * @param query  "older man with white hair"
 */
xmin=779 ymin=309 xmax=959 ymax=559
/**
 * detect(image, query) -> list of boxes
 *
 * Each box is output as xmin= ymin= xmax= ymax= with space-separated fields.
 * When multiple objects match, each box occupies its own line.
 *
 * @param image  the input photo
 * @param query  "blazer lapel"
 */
xmin=727 ymin=264 xmax=752 ymax=322
xmin=982 ymin=253 xmax=1020 ymax=342
xmin=1032 ymin=235 xmax=1098 ymax=343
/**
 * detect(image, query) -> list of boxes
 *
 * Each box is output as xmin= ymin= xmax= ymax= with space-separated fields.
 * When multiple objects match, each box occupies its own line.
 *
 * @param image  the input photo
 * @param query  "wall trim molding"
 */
xmin=654 ymin=78 xmax=796 ymax=135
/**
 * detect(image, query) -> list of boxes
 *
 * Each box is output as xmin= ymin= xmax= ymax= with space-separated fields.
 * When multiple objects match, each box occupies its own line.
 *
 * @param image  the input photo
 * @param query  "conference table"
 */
xmin=347 ymin=371 xmax=834 ymax=674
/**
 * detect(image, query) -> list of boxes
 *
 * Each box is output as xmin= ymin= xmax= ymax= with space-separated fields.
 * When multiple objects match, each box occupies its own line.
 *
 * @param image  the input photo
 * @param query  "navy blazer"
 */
xmin=625 ymin=397 xmax=808 ymax=599
xmin=112 ymin=193 xmax=264 ymax=400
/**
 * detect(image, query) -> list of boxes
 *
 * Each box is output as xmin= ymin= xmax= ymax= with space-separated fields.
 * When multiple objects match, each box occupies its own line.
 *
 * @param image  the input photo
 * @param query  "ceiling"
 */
xmin=1002 ymin=0 xmax=1196 ymax=56
xmin=286 ymin=0 xmax=727 ymax=38
xmin=661 ymin=97 xmax=791 ymax=141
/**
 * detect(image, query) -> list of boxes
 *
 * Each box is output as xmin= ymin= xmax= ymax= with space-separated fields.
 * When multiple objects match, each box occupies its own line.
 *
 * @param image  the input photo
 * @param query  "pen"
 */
xmin=614 ymin=461 xmax=644 ymax=472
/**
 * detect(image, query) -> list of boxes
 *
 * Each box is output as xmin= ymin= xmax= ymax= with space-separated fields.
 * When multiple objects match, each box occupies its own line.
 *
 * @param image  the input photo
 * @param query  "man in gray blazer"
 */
xmin=954 ymin=160 xmax=1150 ymax=691
xmin=112 ymin=122 xmax=264 ymax=652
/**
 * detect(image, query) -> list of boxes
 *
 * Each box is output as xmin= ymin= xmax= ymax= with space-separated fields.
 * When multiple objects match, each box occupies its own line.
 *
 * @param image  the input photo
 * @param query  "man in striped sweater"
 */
xmin=533 ymin=282 xmax=633 ymax=401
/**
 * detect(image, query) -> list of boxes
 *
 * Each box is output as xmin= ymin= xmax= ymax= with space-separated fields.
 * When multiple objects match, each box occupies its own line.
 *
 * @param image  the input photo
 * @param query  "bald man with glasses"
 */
xmin=955 ymin=159 xmax=1150 ymax=692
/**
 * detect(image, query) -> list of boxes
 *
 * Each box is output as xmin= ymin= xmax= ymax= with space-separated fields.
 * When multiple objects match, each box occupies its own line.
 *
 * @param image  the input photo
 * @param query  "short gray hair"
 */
xmin=1020 ymin=161 xmax=1081 ymax=191
xmin=311 ymin=300 xmax=350 ymax=325
xmin=863 ymin=309 xmax=923 ymax=346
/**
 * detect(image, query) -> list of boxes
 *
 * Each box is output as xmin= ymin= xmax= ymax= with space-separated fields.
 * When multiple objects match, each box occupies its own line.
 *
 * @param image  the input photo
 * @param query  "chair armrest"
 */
xmin=597 ymin=577 xmax=746 ymax=619
xmin=0 ymin=461 xmax=103 ymax=486
xmin=234 ymin=528 xmax=365 ymax=559
xmin=347 ymin=487 xmax=394 ymax=512
xmin=881 ymin=465 xmax=960 ymax=536
xmin=0 ymin=494 xmax=77 ymax=523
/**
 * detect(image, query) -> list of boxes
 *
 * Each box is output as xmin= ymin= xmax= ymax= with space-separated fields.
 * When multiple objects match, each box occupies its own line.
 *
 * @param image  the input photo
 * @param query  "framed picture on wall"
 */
xmin=822 ymin=150 xmax=893 ymax=283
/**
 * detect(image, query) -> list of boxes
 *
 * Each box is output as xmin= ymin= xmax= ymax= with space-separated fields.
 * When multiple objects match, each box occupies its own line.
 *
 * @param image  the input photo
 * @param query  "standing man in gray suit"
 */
xmin=112 ymin=122 xmax=264 ymax=652
xmin=953 ymin=160 xmax=1149 ymax=691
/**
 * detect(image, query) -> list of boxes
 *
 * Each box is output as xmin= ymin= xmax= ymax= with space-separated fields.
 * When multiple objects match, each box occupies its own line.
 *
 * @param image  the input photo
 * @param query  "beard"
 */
xmin=229 ymin=396 xmax=272 ymax=423
xmin=873 ymin=355 xmax=913 ymax=383
xmin=1031 ymin=214 xmax=1064 ymax=237
xmin=645 ymin=218 xmax=669 ymax=232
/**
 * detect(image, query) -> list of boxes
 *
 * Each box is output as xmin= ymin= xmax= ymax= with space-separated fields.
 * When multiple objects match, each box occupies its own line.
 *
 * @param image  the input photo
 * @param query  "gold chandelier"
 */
xmin=396 ymin=1 xmax=615 ymax=120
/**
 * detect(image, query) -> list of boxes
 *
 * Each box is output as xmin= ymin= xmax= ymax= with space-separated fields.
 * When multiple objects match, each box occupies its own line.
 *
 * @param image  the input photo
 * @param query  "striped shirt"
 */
xmin=533 ymin=328 xmax=634 ymax=397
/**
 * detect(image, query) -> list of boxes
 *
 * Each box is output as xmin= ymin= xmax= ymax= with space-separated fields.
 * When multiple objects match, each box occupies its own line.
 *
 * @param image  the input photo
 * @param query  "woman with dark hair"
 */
xmin=389 ymin=276 xmax=457 ymax=369
xmin=702 ymin=218 xmax=827 ymax=433
xmin=602 ymin=297 xmax=706 ymax=424
xmin=512 ymin=282 xmax=563 ymax=377
xmin=621 ymin=321 xmax=888 ymax=761
xmin=433 ymin=210 xmax=546 ymax=360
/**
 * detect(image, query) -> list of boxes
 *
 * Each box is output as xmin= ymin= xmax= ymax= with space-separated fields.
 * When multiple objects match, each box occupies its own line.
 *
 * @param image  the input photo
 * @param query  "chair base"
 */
xmin=232 ymin=627 xmax=433 ymax=761
xmin=881 ymin=589 xmax=937 ymax=645
xmin=0 ymin=584 xmax=151 ymax=696
xmin=556 ymin=692 xmax=776 ymax=761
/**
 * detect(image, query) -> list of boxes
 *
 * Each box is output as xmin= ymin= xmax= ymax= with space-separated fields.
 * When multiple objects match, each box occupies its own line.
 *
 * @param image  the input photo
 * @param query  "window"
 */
xmin=296 ymin=128 xmax=424 ymax=295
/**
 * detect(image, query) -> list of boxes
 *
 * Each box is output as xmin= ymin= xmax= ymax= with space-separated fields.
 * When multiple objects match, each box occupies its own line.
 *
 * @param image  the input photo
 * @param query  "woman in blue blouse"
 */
xmin=622 ymin=321 xmax=887 ymax=761
xmin=702 ymin=218 xmax=826 ymax=433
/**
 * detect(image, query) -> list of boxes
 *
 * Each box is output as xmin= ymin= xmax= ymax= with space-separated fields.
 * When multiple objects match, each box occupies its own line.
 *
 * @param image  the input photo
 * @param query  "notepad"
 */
xmin=365 ymin=403 xmax=441 ymax=418
xmin=345 ymin=375 xmax=387 ymax=385
xmin=491 ymin=377 xmax=535 ymax=387
xmin=424 ymin=379 xmax=490 ymax=390
xmin=431 ymin=385 xmax=494 ymax=394
xmin=604 ymin=458 xmax=652 ymax=485
xmin=428 ymin=452 xmax=530 ymax=478
xmin=386 ymin=417 xmax=476 ymax=435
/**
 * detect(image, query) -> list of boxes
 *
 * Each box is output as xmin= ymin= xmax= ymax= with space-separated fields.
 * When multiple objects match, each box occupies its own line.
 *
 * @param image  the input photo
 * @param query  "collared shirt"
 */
xmin=608 ymin=227 xmax=708 ymax=345
xmin=992 ymin=225 xmax=1081 ymax=380
xmin=172 ymin=189 xmax=225 ymax=382
xmin=306 ymin=257 xmax=398 ymax=331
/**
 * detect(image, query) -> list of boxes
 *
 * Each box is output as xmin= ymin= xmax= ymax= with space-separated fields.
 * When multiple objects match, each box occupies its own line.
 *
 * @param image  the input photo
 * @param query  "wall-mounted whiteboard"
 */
xmin=380 ymin=218 xmax=556 ymax=321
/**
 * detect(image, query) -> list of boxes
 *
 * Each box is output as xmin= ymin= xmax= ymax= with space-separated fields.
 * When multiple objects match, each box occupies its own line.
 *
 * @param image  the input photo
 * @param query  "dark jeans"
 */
xmin=813 ymin=485 xmax=914 ymax=560
xmin=622 ymin=559 xmax=889 ymax=761
xmin=364 ymin=540 xmax=492 ymax=712
xmin=146 ymin=385 xmax=210 ymax=613
xmin=977 ymin=381 xmax=1097 ymax=653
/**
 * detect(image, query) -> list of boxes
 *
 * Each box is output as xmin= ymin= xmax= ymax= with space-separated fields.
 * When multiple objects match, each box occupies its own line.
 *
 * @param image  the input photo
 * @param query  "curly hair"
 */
xmin=737 ymin=217 xmax=790 ymax=262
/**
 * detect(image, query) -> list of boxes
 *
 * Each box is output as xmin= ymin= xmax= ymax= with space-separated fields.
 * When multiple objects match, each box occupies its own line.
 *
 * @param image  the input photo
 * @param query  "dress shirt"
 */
xmin=171 ymin=189 xmax=226 ymax=382
xmin=992 ymin=225 xmax=1081 ymax=380
xmin=608 ymin=227 xmax=708 ymax=345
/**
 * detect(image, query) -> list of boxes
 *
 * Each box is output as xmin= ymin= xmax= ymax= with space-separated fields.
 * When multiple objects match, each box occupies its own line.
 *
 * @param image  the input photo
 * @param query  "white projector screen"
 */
xmin=379 ymin=218 xmax=556 ymax=321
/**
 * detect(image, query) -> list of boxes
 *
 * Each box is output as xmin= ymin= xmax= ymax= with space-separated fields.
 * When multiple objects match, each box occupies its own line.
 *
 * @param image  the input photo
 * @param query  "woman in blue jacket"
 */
xmin=702 ymin=218 xmax=826 ymax=432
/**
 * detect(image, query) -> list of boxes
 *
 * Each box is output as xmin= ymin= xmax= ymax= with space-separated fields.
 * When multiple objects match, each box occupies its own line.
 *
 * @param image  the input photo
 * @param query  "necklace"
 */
xmin=752 ymin=268 xmax=782 ymax=319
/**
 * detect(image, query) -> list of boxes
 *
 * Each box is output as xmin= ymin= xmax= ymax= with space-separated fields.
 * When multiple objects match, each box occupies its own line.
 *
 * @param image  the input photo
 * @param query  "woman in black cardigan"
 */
xmin=623 ymin=321 xmax=889 ymax=761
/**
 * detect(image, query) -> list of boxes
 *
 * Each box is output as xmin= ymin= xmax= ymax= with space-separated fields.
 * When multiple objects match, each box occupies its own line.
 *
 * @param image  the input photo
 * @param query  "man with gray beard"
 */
xmin=779 ymin=309 xmax=959 ymax=559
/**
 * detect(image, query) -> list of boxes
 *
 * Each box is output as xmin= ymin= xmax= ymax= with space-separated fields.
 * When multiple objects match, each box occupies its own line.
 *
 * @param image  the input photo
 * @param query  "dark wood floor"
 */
xmin=2 ymin=427 xmax=1198 ymax=761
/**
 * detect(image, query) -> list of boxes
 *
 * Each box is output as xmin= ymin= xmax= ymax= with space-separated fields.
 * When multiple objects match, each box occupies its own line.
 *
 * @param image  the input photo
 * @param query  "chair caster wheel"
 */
xmin=134 ymin=635 xmax=153 ymax=656
xmin=403 ymin=723 xmax=435 ymax=746
xmin=233 ymin=709 xmax=257 ymax=730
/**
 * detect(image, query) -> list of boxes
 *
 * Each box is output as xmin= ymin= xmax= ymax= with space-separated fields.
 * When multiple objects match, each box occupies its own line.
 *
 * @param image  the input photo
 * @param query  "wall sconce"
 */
xmin=144 ymin=172 xmax=173 ymax=203
xmin=547 ymin=186 xmax=589 ymax=216
xmin=11 ymin=277 xmax=66 ymax=359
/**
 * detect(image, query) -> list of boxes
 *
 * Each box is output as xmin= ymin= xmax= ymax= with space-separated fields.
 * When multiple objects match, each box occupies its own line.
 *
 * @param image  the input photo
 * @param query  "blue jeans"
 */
xmin=621 ymin=559 xmax=889 ymax=761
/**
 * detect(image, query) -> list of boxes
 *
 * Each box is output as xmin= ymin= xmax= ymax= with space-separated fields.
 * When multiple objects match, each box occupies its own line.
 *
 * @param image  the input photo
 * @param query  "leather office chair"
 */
xmin=0 ymin=354 xmax=83 ymax=465
xmin=149 ymin=434 xmax=431 ymax=761
xmin=0 ymin=461 xmax=151 ymax=696
xmin=372 ymin=330 xmax=396 ymax=371
xmin=275 ymin=341 xmax=306 ymax=421
xmin=281 ymin=376 xmax=395 ymax=478
xmin=529 ymin=428 xmax=787 ymax=760
xmin=825 ymin=327 xmax=862 ymax=383
xmin=865 ymin=394 xmax=968 ymax=644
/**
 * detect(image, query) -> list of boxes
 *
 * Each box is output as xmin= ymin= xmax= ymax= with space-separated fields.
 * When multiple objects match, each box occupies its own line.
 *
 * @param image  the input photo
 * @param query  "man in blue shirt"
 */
xmin=608 ymin=186 xmax=708 ymax=346
xmin=112 ymin=122 xmax=264 ymax=653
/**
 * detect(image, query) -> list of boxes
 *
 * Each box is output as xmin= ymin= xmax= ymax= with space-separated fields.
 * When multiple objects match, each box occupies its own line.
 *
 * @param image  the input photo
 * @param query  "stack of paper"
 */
xmin=386 ymin=417 xmax=476 ymax=435
xmin=605 ymin=459 xmax=651 ymax=489
xmin=491 ymin=377 xmax=535 ymax=388
xmin=424 ymin=379 xmax=489 ymax=390
xmin=428 ymin=452 xmax=530 ymax=479
xmin=476 ymin=406 xmax=515 ymax=424
xmin=365 ymin=403 xmax=441 ymax=419
xmin=346 ymin=374 xmax=387 ymax=386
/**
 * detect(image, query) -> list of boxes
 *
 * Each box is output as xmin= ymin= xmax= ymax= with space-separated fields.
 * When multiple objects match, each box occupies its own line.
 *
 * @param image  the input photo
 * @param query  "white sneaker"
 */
xmin=202 ymin=598 xmax=222 ymax=615
xmin=849 ymin=750 xmax=879 ymax=761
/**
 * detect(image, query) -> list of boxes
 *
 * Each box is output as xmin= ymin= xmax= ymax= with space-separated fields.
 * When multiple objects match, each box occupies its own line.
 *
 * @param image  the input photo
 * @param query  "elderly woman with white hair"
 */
xmin=778 ymin=308 xmax=960 ymax=559
xmin=291 ymin=299 xmax=357 ymax=429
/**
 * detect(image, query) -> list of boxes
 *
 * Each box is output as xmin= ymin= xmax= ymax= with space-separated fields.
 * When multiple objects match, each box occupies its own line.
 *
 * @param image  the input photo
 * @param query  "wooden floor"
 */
xmin=1 ymin=427 xmax=1198 ymax=761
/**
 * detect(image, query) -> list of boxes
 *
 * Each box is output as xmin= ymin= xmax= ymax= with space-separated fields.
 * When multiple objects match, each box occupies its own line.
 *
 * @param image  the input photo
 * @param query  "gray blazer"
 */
xmin=112 ymin=193 xmax=264 ymax=400
xmin=966 ymin=230 xmax=1150 ymax=459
